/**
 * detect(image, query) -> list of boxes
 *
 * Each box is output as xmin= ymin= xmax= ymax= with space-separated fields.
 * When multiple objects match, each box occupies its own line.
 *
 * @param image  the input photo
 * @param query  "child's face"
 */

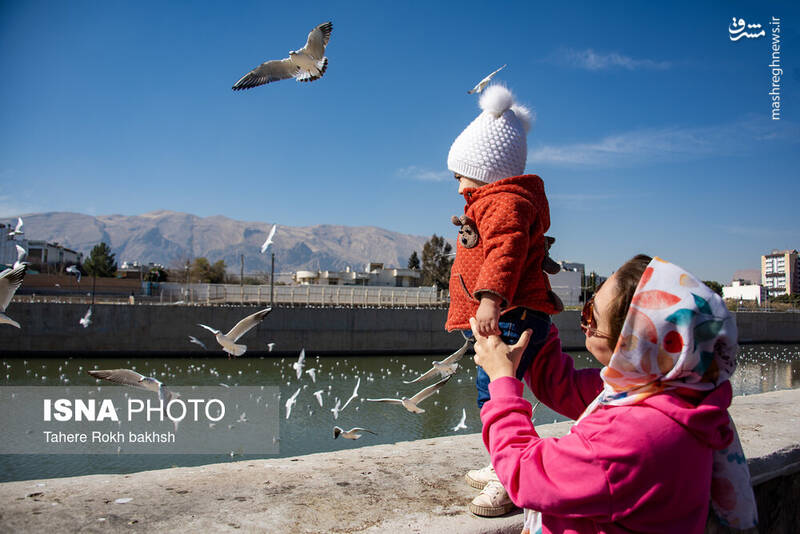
xmin=454 ymin=173 xmax=486 ymax=194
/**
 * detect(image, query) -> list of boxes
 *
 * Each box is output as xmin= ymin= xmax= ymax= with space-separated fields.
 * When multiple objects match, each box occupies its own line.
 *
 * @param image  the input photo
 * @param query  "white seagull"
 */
xmin=292 ymin=348 xmax=306 ymax=379
xmin=467 ymin=64 xmax=507 ymax=94
xmin=340 ymin=377 xmax=360 ymax=412
xmin=285 ymin=387 xmax=301 ymax=419
xmin=8 ymin=217 xmax=23 ymax=236
xmin=452 ymin=408 xmax=468 ymax=431
xmin=188 ymin=335 xmax=207 ymax=350
xmin=404 ymin=339 xmax=471 ymax=384
xmin=232 ymin=21 xmax=332 ymax=90
xmin=197 ymin=307 xmax=272 ymax=358
xmin=0 ymin=264 xmax=26 ymax=328
xmin=330 ymin=397 xmax=342 ymax=420
xmin=66 ymin=265 xmax=82 ymax=283
xmin=260 ymin=224 xmax=277 ymax=254
xmin=13 ymin=245 xmax=28 ymax=269
xmin=88 ymin=369 xmax=179 ymax=430
xmin=267 ymin=342 xmax=275 ymax=352
xmin=366 ymin=375 xmax=452 ymax=414
xmin=313 ymin=389 xmax=324 ymax=407
xmin=305 ymin=368 xmax=317 ymax=383
xmin=333 ymin=426 xmax=376 ymax=440
xmin=79 ymin=306 xmax=92 ymax=328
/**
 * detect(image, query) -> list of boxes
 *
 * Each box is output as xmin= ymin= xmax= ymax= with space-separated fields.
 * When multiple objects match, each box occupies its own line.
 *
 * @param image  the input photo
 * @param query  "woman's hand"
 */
xmin=470 ymin=316 xmax=532 ymax=382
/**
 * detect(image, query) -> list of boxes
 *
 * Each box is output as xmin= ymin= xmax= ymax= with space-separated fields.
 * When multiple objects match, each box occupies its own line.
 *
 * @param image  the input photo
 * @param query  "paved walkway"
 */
xmin=1 ymin=388 xmax=798 ymax=533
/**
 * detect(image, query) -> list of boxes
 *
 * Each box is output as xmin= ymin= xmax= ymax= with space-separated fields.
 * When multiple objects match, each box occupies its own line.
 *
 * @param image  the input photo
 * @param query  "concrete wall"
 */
xmin=1 ymin=304 xmax=799 ymax=356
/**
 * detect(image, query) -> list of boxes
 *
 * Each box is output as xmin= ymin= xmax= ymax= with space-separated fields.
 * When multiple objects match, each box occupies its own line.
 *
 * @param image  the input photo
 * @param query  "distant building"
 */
xmin=119 ymin=261 xmax=165 ymax=279
xmin=24 ymin=240 xmax=82 ymax=273
xmin=732 ymin=269 xmax=761 ymax=285
xmin=723 ymin=280 xmax=765 ymax=305
xmin=548 ymin=270 xmax=582 ymax=307
xmin=294 ymin=262 xmax=421 ymax=288
xmin=761 ymin=249 xmax=799 ymax=298
xmin=558 ymin=261 xmax=585 ymax=277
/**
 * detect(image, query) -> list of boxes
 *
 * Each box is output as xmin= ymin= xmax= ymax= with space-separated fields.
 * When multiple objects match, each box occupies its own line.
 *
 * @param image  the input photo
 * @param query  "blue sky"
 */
xmin=1 ymin=0 xmax=797 ymax=281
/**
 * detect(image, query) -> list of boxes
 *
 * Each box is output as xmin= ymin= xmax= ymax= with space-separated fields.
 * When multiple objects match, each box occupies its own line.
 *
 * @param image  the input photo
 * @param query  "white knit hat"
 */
xmin=447 ymin=85 xmax=533 ymax=184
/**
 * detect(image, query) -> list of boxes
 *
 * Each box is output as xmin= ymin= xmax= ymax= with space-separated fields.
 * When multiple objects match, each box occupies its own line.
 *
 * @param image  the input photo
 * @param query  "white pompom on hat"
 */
xmin=447 ymin=84 xmax=534 ymax=184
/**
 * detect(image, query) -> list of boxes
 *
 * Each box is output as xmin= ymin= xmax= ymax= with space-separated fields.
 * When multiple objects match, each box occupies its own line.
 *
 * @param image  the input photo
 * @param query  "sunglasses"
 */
xmin=580 ymin=297 xmax=614 ymax=340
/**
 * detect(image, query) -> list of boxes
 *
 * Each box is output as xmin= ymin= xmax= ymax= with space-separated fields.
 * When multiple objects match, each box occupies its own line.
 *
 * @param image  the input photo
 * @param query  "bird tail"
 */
xmin=0 ymin=312 xmax=20 ymax=328
xmin=230 ymin=343 xmax=247 ymax=357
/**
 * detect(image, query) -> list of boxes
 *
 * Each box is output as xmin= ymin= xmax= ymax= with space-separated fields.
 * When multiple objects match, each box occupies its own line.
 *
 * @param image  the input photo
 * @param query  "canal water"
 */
xmin=2 ymin=344 xmax=799 ymax=482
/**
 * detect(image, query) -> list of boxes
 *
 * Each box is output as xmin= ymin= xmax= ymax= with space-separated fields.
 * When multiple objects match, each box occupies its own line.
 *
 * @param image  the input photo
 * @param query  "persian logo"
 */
xmin=728 ymin=18 xmax=765 ymax=41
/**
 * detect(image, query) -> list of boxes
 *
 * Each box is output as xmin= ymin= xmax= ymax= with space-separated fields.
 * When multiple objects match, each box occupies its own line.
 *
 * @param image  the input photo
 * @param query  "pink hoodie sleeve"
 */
xmin=523 ymin=324 xmax=603 ymax=420
xmin=480 ymin=377 xmax=613 ymax=518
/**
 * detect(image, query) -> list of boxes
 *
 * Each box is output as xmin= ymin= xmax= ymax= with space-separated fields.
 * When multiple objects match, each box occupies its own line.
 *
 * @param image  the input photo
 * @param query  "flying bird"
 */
xmin=467 ymin=64 xmax=507 ymax=94
xmin=88 ymin=369 xmax=179 ymax=430
xmin=340 ymin=377 xmax=360 ymax=412
xmin=8 ymin=217 xmax=23 ymax=236
xmin=197 ymin=307 xmax=272 ymax=358
xmin=452 ymin=408 xmax=468 ymax=431
xmin=305 ymin=368 xmax=317 ymax=383
xmin=366 ymin=375 xmax=452 ymax=414
xmin=232 ymin=21 xmax=333 ymax=90
xmin=188 ymin=335 xmax=208 ymax=350
xmin=66 ymin=265 xmax=82 ymax=283
xmin=403 ymin=338 xmax=471 ymax=384
xmin=313 ymin=389 xmax=324 ymax=407
xmin=285 ymin=387 xmax=301 ymax=419
xmin=292 ymin=348 xmax=306 ymax=379
xmin=333 ymin=426 xmax=376 ymax=440
xmin=0 ymin=264 xmax=26 ymax=328
xmin=260 ymin=224 xmax=277 ymax=254
xmin=267 ymin=342 xmax=276 ymax=352
xmin=330 ymin=397 xmax=342 ymax=420
xmin=13 ymin=245 xmax=28 ymax=269
xmin=79 ymin=306 xmax=92 ymax=328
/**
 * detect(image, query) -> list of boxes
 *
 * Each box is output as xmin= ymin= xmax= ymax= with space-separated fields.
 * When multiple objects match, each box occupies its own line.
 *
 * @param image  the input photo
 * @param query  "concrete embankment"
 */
xmin=1 ymin=304 xmax=799 ymax=356
xmin=1 ymin=388 xmax=798 ymax=533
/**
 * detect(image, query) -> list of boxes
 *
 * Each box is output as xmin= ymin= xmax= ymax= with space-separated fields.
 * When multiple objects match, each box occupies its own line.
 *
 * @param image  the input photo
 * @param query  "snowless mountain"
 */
xmin=12 ymin=211 xmax=433 ymax=274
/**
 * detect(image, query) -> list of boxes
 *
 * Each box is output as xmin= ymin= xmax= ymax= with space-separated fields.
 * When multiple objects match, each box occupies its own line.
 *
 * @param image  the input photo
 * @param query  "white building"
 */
xmin=294 ymin=262 xmax=421 ymax=288
xmin=723 ymin=280 xmax=765 ymax=305
xmin=548 ymin=269 xmax=582 ymax=307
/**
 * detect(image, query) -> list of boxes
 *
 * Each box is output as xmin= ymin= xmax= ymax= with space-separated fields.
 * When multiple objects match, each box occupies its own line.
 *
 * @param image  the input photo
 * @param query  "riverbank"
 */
xmin=1 ymin=388 xmax=798 ymax=533
xmin=1 ymin=304 xmax=799 ymax=356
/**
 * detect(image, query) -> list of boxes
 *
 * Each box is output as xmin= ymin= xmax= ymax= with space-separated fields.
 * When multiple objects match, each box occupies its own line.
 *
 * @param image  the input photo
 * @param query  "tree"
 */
xmin=703 ymin=280 xmax=723 ymax=297
xmin=83 ymin=242 xmax=118 ymax=278
xmin=144 ymin=266 xmax=168 ymax=282
xmin=407 ymin=251 xmax=420 ymax=270
xmin=191 ymin=257 xmax=227 ymax=283
xmin=420 ymin=234 xmax=453 ymax=289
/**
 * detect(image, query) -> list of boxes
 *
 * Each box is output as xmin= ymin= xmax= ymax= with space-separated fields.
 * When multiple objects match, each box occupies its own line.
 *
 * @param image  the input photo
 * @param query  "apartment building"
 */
xmin=761 ymin=249 xmax=799 ymax=298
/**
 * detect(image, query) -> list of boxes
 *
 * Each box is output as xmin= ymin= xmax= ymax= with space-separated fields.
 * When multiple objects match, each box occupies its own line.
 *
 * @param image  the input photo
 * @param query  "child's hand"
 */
xmin=475 ymin=294 xmax=502 ymax=336
xmin=470 ymin=317 xmax=532 ymax=381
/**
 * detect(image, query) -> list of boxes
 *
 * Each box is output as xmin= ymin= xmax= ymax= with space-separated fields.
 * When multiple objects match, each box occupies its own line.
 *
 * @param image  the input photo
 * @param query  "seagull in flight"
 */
xmin=13 ymin=245 xmax=28 ymax=269
xmin=292 ymin=348 xmax=306 ymax=379
xmin=79 ymin=306 xmax=92 ymax=328
xmin=285 ymin=387 xmax=301 ymax=419
xmin=188 ymin=335 xmax=207 ymax=350
xmin=305 ymin=368 xmax=317 ymax=383
xmin=452 ymin=408 xmax=468 ymax=431
xmin=267 ymin=342 xmax=276 ymax=352
xmin=197 ymin=307 xmax=272 ymax=358
xmin=367 ymin=375 xmax=452 ymax=414
xmin=330 ymin=397 xmax=342 ymax=420
xmin=313 ymin=389 xmax=324 ymax=407
xmin=0 ymin=264 xmax=26 ymax=328
xmin=260 ymin=224 xmax=277 ymax=254
xmin=66 ymin=265 xmax=82 ymax=283
xmin=8 ymin=217 xmax=23 ymax=236
xmin=404 ymin=338 xmax=471 ymax=384
xmin=333 ymin=426 xmax=376 ymax=440
xmin=467 ymin=64 xmax=507 ymax=94
xmin=88 ymin=369 xmax=179 ymax=430
xmin=232 ymin=21 xmax=332 ymax=90
xmin=340 ymin=377 xmax=360 ymax=412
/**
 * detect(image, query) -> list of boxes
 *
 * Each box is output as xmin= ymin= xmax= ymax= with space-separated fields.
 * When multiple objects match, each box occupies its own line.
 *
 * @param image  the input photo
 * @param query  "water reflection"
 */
xmin=1 ymin=344 xmax=798 ymax=482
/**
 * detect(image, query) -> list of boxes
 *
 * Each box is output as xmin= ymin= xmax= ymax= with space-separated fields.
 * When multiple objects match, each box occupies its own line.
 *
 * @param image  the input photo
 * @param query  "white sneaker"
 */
xmin=464 ymin=464 xmax=498 ymax=490
xmin=469 ymin=479 xmax=516 ymax=517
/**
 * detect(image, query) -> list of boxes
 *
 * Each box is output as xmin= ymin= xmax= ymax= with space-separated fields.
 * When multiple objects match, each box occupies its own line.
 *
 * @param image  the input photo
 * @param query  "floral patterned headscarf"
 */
xmin=581 ymin=257 xmax=757 ymax=529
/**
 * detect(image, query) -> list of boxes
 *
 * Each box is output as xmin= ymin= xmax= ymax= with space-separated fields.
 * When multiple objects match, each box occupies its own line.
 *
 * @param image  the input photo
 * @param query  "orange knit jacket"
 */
xmin=445 ymin=174 xmax=559 ymax=331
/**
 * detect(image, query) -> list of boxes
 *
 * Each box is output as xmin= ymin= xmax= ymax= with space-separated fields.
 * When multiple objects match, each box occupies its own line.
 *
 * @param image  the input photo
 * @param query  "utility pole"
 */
xmin=185 ymin=260 xmax=190 ymax=304
xmin=240 ymin=253 xmax=244 ymax=305
xmin=270 ymin=252 xmax=275 ymax=307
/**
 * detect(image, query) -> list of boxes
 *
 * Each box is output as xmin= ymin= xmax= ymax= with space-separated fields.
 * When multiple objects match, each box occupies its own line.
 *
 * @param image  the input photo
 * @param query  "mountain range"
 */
xmin=13 ymin=211 xmax=434 ymax=274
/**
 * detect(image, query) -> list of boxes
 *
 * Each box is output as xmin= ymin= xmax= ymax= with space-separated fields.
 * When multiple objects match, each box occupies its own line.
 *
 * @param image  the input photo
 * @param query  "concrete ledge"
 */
xmin=1 ymin=389 xmax=798 ymax=533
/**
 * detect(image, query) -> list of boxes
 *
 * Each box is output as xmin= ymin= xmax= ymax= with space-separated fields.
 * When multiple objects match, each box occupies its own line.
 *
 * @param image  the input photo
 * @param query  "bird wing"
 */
xmin=15 ymin=245 xmax=26 ymax=262
xmin=340 ymin=377 xmax=360 ymax=410
xmin=297 ymin=348 xmax=306 ymax=365
xmin=232 ymin=58 xmax=299 ymax=90
xmin=365 ymin=398 xmax=403 ymax=405
xmin=349 ymin=427 xmax=376 ymax=435
xmin=226 ymin=307 xmax=272 ymax=341
xmin=289 ymin=387 xmax=302 ymax=402
xmin=188 ymin=336 xmax=207 ymax=350
xmin=409 ymin=375 xmax=452 ymax=404
xmin=402 ymin=367 xmax=438 ymax=384
xmin=260 ymin=224 xmax=277 ymax=253
xmin=197 ymin=323 xmax=220 ymax=335
xmin=15 ymin=217 xmax=23 ymax=233
xmin=440 ymin=338 xmax=472 ymax=365
xmin=300 ymin=21 xmax=332 ymax=59
xmin=0 ymin=264 xmax=26 ymax=311
xmin=458 ymin=408 xmax=467 ymax=426
xmin=83 ymin=307 xmax=92 ymax=321
xmin=88 ymin=369 xmax=160 ymax=394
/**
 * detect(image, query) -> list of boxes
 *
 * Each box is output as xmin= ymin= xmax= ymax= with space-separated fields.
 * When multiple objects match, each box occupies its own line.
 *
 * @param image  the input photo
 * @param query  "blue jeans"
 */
xmin=464 ymin=308 xmax=551 ymax=409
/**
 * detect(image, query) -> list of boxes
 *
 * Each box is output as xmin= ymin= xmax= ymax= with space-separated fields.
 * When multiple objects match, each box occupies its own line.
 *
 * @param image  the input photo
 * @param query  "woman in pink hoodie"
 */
xmin=470 ymin=255 xmax=757 ymax=534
